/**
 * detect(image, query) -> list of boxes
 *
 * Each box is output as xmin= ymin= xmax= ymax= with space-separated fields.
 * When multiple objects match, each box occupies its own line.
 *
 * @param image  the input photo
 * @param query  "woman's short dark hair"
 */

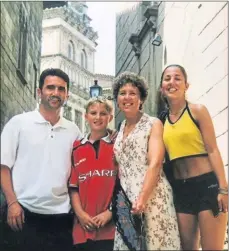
xmin=39 ymin=68 xmax=70 ymax=90
xmin=112 ymin=71 xmax=148 ymax=102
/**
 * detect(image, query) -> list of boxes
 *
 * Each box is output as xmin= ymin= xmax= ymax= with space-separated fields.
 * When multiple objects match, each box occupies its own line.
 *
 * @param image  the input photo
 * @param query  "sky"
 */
xmin=87 ymin=2 xmax=138 ymax=76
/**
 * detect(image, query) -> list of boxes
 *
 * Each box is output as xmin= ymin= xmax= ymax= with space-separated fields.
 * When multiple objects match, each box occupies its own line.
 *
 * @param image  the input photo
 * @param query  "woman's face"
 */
xmin=160 ymin=66 xmax=189 ymax=101
xmin=117 ymin=83 xmax=142 ymax=114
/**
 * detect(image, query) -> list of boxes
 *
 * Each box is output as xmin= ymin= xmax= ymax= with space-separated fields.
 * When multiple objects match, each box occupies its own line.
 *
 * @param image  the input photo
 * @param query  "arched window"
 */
xmin=63 ymin=106 xmax=72 ymax=121
xmin=68 ymin=40 xmax=75 ymax=61
xmin=75 ymin=110 xmax=82 ymax=131
xmin=81 ymin=49 xmax=87 ymax=69
xmin=18 ymin=5 xmax=28 ymax=79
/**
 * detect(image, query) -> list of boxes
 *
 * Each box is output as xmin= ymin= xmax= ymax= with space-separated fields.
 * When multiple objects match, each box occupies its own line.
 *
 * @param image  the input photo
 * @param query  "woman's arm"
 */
xmin=132 ymin=118 xmax=165 ymax=214
xmin=191 ymin=104 xmax=227 ymax=188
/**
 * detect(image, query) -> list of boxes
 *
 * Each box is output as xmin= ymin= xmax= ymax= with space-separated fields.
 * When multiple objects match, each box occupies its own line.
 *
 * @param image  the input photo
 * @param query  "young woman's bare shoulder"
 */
xmin=189 ymin=102 xmax=208 ymax=119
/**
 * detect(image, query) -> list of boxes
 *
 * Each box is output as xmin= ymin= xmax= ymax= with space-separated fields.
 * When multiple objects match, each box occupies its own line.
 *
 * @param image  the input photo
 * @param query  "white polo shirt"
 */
xmin=1 ymin=110 xmax=82 ymax=214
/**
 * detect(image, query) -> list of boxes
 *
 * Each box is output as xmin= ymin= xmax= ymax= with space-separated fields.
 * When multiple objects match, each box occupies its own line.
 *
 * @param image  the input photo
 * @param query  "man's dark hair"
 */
xmin=39 ymin=68 xmax=70 ymax=90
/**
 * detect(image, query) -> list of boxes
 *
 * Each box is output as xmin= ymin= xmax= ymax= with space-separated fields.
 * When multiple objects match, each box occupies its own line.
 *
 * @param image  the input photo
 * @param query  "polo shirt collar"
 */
xmin=81 ymin=132 xmax=111 ymax=144
xmin=33 ymin=110 xmax=69 ymax=129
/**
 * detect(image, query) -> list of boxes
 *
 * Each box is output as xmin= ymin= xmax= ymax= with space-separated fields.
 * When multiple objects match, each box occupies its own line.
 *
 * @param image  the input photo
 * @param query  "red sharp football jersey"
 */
xmin=69 ymin=138 xmax=116 ymax=244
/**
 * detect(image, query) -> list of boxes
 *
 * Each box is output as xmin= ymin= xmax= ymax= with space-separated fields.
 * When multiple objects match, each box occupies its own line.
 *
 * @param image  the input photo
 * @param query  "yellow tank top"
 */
xmin=163 ymin=105 xmax=208 ymax=161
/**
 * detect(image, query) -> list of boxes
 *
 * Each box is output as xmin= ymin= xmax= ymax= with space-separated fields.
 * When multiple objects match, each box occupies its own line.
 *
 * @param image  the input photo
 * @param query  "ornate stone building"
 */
xmin=41 ymin=1 xmax=110 ymax=133
xmin=1 ymin=2 xmax=43 ymax=131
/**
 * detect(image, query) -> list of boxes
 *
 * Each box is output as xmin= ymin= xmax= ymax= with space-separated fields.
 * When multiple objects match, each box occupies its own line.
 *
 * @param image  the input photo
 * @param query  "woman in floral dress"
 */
xmin=112 ymin=72 xmax=181 ymax=250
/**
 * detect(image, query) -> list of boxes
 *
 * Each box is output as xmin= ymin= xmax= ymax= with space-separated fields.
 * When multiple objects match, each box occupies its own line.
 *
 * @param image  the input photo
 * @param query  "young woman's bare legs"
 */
xmin=177 ymin=211 xmax=227 ymax=250
xmin=177 ymin=213 xmax=200 ymax=250
xmin=199 ymin=210 xmax=227 ymax=250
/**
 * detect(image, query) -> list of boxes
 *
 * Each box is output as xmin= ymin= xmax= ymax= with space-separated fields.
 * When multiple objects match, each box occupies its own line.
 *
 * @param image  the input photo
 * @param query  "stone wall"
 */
xmin=1 ymin=2 xmax=43 ymax=131
xmin=115 ymin=2 xmax=162 ymax=128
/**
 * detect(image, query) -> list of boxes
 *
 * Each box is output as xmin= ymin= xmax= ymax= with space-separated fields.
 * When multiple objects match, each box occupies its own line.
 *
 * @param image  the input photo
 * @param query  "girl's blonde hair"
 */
xmin=85 ymin=96 xmax=113 ymax=114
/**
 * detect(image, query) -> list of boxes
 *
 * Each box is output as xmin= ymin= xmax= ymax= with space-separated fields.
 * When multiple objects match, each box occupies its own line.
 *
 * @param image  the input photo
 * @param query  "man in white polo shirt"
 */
xmin=1 ymin=68 xmax=82 ymax=250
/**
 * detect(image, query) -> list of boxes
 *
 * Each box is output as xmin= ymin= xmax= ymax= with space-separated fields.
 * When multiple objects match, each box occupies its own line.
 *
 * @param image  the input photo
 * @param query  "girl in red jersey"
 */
xmin=69 ymin=97 xmax=116 ymax=251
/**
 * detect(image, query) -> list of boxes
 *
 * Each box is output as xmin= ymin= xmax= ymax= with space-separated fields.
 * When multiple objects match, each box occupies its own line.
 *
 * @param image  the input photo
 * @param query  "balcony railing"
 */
xmin=69 ymin=84 xmax=90 ymax=100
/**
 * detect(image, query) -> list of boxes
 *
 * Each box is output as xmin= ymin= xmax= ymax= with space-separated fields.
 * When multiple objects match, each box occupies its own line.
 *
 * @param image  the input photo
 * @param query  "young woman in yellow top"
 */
xmin=157 ymin=64 xmax=228 ymax=250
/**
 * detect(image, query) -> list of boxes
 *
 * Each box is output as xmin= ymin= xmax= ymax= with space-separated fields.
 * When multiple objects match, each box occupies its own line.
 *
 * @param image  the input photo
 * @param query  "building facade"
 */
xmin=41 ymin=2 xmax=98 ymax=134
xmin=1 ymin=2 xmax=43 ymax=131
xmin=115 ymin=2 xmax=162 ymax=128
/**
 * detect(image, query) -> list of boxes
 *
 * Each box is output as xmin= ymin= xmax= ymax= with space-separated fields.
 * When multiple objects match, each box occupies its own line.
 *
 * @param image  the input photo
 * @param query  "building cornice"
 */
xmin=42 ymin=19 xmax=97 ymax=50
xmin=41 ymin=53 xmax=95 ymax=77
xmin=94 ymin=73 xmax=115 ymax=80
xmin=128 ymin=5 xmax=158 ymax=56
xmin=69 ymin=85 xmax=90 ymax=100
xmin=43 ymin=5 xmax=98 ymax=44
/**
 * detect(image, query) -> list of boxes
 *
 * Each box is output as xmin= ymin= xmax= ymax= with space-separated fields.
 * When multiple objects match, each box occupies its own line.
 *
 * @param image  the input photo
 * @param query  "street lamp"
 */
xmin=152 ymin=33 xmax=162 ymax=46
xmin=89 ymin=80 xmax=102 ymax=98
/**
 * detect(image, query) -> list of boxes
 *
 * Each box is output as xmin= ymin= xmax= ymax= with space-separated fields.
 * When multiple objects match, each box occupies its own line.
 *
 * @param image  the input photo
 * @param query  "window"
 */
xmin=63 ymin=106 xmax=72 ymax=121
xmin=68 ymin=40 xmax=75 ymax=61
xmin=75 ymin=110 xmax=82 ymax=131
xmin=85 ymin=121 xmax=90 ymax=134
xmin=164 ymin=46 xmax=167 ymax=66
xmin=81 ymin=49 xmax=87 ymax=69
xmin=17 ymin=4 xmax=28 ymax=83
xmin=33 ymin=64 xmax=37 ymax=99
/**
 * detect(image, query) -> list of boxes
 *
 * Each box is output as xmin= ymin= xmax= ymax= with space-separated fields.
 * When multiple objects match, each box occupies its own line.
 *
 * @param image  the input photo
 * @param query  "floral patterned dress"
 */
xmin=113 ymin=113 xmax=181 ymax=250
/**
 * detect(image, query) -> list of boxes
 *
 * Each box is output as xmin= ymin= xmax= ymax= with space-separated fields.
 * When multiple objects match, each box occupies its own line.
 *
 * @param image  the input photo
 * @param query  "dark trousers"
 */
xmin=74 ymin=239 xmax=114 ymax=251
xmin=0 ymin=206 xmax=74 ymax=251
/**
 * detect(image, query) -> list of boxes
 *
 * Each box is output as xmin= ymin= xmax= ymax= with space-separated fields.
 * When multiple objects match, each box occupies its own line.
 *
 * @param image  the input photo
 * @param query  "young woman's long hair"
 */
xmin=156 ymin=88 xmax=168 ymax=118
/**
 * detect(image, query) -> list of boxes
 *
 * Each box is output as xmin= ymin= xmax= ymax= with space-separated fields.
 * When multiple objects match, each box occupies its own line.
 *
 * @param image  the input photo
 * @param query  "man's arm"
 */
xmin=1 ymin=116 xmax=24 ymax=231
xmin=1 ymin=164 xmax=24 ymax=231
xmin=1 ymin=165 xmax=17 ymax=205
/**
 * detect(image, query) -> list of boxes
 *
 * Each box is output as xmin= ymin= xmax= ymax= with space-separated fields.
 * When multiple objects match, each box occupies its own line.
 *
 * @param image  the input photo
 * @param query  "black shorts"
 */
xmin=171 ymin=171 xmax=220 ymax=217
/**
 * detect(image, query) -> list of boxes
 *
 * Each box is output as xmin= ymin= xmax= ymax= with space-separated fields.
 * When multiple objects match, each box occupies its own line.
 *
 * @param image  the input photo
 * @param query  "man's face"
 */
xmin=37 ymin=76 xmax=68 ymax=110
